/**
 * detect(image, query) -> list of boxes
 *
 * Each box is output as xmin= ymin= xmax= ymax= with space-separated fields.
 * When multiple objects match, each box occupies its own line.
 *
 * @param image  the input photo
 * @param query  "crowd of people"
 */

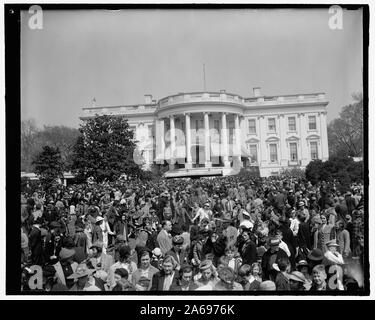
xmin=20 ymin=174 xmax=365 ymax=292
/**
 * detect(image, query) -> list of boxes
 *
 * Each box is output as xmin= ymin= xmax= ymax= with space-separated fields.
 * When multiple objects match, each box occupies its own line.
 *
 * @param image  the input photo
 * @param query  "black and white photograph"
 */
xmin=7 ymin=3 xmax=369 ymax=296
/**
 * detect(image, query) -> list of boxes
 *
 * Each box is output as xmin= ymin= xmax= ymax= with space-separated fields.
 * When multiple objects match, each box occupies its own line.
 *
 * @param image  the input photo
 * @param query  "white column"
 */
xmin=185 ymin=113 xmax=192 ymax=168
xmin=234 ymin=114 xmax=242 ymax=168
xmin=155 ymin=118 xmax=165 ymax=164
xmin=169 ymin=116 xmax=175 ymax=170
xmin=299 ymin=113 xmax=308 ymax=166
xmin=221 ymin=112 xmax=230 ymax=167
xmin=320 ymin=111 xmax=329 ymax=161
xmin=258 ymin=116 xmax=267 ymax=167
xmin=279 ymin=115 xmax=288 ymax=166
xmin=204 ymin=112 xmax=212 ymax=167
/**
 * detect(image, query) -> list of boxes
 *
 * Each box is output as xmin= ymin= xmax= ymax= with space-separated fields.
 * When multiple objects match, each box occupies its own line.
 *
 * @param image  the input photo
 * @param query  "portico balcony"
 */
xmin=157 ymin=91 xmax=245 ymax=111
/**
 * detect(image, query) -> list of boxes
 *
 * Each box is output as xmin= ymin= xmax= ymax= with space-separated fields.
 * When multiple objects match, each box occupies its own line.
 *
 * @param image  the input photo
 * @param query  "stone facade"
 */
xmin=80 ymin=88 xmax=329 ymax=177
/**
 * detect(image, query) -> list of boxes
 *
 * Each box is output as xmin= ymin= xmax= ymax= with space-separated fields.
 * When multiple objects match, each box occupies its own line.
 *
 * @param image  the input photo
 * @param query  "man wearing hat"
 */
xmin=166 ymin=235 xmax=188 ymax=271
xmin=92 ymin=216 xmax=104 ymax=243
xmin=191 ymin=202 xmax=210 ymax=225
xmin=44 ymin=221 xmax=64 ymax=264
xmin=287 ymin=271 xmax=308 ymax=291
xmin=307 ymin=248 xmax=325 ymax=270
xmin=261 ymin=236 xmax=289 ymax=281
xmin=67 ymin=263 xmax=99 ymax=291
xmin=213 ymin=266 xmax=243 ymax=291
xmin=236 ymin=203 xmax=253 ymax=226
xmin=323 ymin=240 xmax=344 ymax=266
xmin=297 ymin=200 xmax=310 ymax=222
xmin=296 ymin=260 xmax=312 ymax=289
xmin=88 ymin=240 xmax=114 ymax=275
xmin=28 ymin=217 xmax=45 ymax=266
xmin=53 ymin=247 xmax=78 ymax=289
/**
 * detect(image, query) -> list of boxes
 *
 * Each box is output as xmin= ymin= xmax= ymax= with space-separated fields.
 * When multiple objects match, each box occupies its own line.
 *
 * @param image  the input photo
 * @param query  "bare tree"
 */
xmin=328 ymin=93 xmax=363 ymax=157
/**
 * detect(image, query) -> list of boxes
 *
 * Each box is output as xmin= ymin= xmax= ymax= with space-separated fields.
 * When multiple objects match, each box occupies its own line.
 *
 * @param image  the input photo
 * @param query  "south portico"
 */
xmin=154 ymin=111 xmax=245 ymax=172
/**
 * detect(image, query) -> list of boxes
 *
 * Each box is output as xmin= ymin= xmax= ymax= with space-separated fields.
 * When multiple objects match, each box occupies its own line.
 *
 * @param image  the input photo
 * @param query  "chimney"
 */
xmin=144 ymin=94 xmax=152 ymax=104
xmin=253 ymin=87 xmax=261 ymax=98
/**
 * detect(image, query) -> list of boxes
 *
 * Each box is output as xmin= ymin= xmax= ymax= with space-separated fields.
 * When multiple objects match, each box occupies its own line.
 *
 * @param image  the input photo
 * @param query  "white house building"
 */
xmin=80 ymin=88 xmax=329 ymax=178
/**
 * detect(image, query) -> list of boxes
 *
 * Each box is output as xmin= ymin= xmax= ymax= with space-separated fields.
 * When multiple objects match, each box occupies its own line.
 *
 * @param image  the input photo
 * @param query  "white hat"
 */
xmin=120 ymin=199 xmax=126 ymax=205
xmin=152 ymin=248 xmax=162 ymax=257
xmin=96 ymin=216 xmax=104 ymax=223
xmin=242 ymin=210 xmax=251 ymax=218
xmin=272 ymin=263 xmax=280 ymax=272
xmin=240 ymin=220 xmax=254 ymax=229
xmin=94 ymin=270 xmax=108 ymax=282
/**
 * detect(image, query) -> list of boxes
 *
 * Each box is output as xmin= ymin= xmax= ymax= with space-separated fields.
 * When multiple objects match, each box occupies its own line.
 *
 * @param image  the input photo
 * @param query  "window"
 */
xmin=310 ymin=141 xmax=318 ymax=159
xmin=308 ymin=116 xmax=317 ymax=130
xmin=288 ymin=117 xmax=296 ymax=131
xmin=148 ymin=126 xmax=153 ymax=139
xmin=214 ymin=120 xmax=220 ymax=131
xmin=249 ymin=144 xmax=257 ymax=163
xmin=229 ymin=121 xmax=234 ymax=142
xmin=269 ymin=143 xmax=278 ymax=163
xmin=290 ymin=142 xmax=298 ymax=160
xmin=248 ymin=119 xmax=256 ymax=134
xmin=268 ymin=118 xmax=276 ymax=132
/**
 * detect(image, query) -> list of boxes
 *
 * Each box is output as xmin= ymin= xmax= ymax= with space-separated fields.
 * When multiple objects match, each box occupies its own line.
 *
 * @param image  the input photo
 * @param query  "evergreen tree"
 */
xmin=32 ymin=146 xmax=64 ymax=190
xmin=71 ymin=115 xmax=143 ymax=182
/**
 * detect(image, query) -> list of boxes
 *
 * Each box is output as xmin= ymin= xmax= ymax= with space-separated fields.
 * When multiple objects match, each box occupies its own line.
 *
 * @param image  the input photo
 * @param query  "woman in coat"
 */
xmin=240 ymin=229 xmax=258 ymax=266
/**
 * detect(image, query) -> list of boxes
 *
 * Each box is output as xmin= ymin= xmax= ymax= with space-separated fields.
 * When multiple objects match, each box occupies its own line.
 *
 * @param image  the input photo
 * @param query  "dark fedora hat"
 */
xmin=307 ymin=248 xmax=324 ymax=261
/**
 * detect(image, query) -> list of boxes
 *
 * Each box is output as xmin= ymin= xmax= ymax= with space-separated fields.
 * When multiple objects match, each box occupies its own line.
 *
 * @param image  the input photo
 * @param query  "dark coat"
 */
xmin=275 ymin=272 xmax=291 ymax=291
xmin=150 ymin=271 xmax=178 ymax=291
xmin=170 ymin=280 xmax=199 ymax=291
xmin=167 ymin=248 xmax=189 ymax=267
xmin=279 ymin=223 xmax=297 ymax=268
xmin=297 ymin=221 xmax=312 ymax=250
xmin=261 ymin=248 xmax=289 ymax=281
xmin=73 ymin=246 xmax=87 ymax=264
xmin=44 ymin=233 xmax=63 ymax=263
xmin=243 ymin=280 xmax=261 ymax=291
xmin=29 ymin=226 xmax=45 ymax=265
xmin=240 ymin=240 xmax=258 ymax=266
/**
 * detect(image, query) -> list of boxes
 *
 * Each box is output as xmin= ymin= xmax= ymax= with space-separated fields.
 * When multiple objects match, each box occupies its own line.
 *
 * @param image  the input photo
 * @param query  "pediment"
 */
xmin=245 ymin=137 xmax=260 ymax=143
xmin=286 ymin=135 xmax=300 ymax=141
xmin=306 ymin=134 xmax=320 ymax=140
xmin=265 ymin=136 xmax=280 ymax=142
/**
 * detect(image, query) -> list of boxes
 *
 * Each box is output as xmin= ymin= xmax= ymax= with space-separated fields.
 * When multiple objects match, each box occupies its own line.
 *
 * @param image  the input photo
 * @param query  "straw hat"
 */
xmin=67 ymin=264 xmax=94 ymax=280
xmin=325 ymin=239 xmax=340 ymax=248
xmin=59 ymin=248 xmax=75 ymax=260
xmin=287 ymin=271 xmax=307 ymax=283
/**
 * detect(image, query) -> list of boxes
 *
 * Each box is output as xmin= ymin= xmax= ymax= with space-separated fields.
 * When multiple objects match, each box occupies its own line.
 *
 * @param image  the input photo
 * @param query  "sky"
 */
xmin=21 ymin=8 xmax=363 ymax=129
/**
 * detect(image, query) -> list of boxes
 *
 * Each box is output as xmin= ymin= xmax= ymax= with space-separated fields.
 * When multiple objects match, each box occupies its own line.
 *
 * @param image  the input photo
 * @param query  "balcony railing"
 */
xmin=244 ymin=93 xmax=326 ymax=106
xmin=158 ymin=92 xmax=245 ymax=109
xmin=82 ymin=104 xmax=156 ymax=116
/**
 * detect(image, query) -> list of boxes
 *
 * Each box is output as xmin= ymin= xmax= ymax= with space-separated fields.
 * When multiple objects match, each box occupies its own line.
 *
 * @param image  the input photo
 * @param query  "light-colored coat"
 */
xmin=156 ymin=229 xmax=172 ymax=255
